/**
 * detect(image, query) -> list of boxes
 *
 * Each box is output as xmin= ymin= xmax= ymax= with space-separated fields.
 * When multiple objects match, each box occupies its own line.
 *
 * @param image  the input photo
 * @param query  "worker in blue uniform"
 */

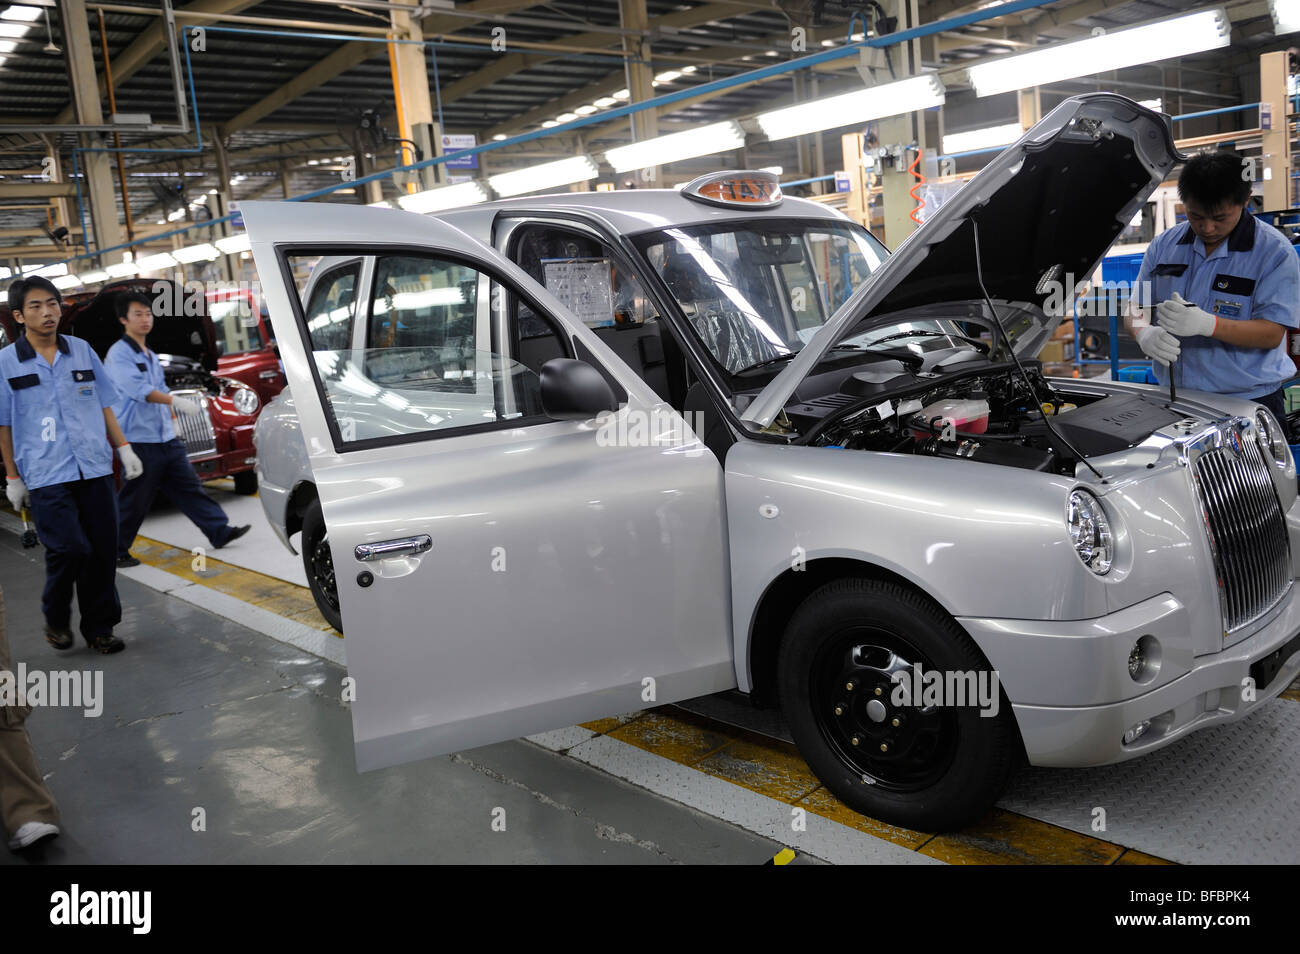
xmin=1129 ymin=151 xmax=1300 ymax=424
xmin=104 ymin=292 xmax=249 ymax=568
xmin=0 ymin=277 xmax=142 ymax=654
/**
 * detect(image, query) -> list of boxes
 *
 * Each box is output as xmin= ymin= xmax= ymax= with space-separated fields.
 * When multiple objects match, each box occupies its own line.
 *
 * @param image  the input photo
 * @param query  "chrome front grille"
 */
xmin=1189 ymin=426 xmax=1291 ymax=635
xmin=171 ymin=389 xmax=216 ymax=458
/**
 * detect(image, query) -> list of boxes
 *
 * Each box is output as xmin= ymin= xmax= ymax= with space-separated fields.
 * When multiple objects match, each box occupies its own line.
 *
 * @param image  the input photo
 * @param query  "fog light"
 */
xmin=1122 ymin=720 xmax=1151 ymax=745
xmin=1127 ymin=635 xmax=1161 ymax=684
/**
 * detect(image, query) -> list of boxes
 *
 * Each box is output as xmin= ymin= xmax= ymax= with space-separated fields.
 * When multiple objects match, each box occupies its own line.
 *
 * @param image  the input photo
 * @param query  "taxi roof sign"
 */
xmin=681 ymin=170 xmax=783 ymax=209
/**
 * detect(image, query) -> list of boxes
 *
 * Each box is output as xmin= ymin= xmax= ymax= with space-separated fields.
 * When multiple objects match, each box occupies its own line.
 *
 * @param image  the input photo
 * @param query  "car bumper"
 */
xmin=959 ymin=586 xmax=1300 ymax=767
xmin=190 ymin=447 xmax=257 ymax=480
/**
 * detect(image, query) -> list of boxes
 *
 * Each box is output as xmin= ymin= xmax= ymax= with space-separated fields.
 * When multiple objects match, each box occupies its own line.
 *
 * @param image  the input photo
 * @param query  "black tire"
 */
xmin=777 ymin=578 xmax=1019 ymax=832
xmin=232 ymin=470 xmax=258 ymax=495
xmin=301 ymin=498 xmax=344 ymax=633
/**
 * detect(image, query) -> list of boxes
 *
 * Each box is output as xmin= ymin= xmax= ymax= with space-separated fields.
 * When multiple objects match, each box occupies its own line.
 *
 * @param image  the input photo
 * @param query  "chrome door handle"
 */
xmin=354 ymin=534 xmax=432 ymax=561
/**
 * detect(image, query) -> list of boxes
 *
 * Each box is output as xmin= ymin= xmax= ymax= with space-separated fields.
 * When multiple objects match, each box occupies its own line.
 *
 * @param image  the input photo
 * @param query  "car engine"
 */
xmin=804 ymin=364 xmax=1184 ymax=475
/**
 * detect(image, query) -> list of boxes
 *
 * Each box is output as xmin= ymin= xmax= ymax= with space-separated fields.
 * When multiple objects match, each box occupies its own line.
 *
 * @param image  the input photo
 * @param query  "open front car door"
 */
xmin=244 ymin=200 xmax=735 ymax=771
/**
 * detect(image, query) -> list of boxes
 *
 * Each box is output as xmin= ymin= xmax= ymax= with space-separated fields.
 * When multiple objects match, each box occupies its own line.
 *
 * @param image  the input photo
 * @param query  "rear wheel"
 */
xmin=777 ymin=578 xmax=1018 ymax=832
xmin=301 ymin=498 xmax=343 ymax=633
xmin=233 ymin=470 xmax=258 ymax=495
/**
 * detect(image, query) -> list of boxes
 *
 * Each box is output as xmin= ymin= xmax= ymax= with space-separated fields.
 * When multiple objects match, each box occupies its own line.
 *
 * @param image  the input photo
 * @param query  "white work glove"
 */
xmin=1136 ymin=324 xmax=1182 ymax=366
xmin=5 ymin=476 xmax=28 ymax=511
xmin=170 ymin=395 xmax=201 ymax=417
xmin=117 ymin=443 xmax=144 ymax=481
xmin=1156 ymin=292 xmax=1218 ymax=338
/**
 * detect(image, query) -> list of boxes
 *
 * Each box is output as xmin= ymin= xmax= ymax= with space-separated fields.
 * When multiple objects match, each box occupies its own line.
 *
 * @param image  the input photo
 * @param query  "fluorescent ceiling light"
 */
xmin=1138 ymin=97 xmax=1163 ymax=112
xmin=575 ymin=104 xmax=597 ymax=115
xmin=52 ymin=275 xmax=81 ymax=290
xmin=759 ymin=165 xmax=783 ymax=176
xmin=214 ymin=233 xmax=249 ymax=254
xmin=654 ymin=70 xmax=682 ymax=83
xmin=756 ymin=74 xmax=945 ymax=141
xmin=0 ymin=22 xmax=31 ymax=37
xmin=173 ymin=243 xmax=220 ymax=263
xmin=0 ymin=39 xmax=18 ymax=52
xmin=166 ymin=208 xmax=186 ymax=221
xmin=556 ymin=112 xmax=578 ymax=123
xmin=1 ymin=6 xmax=42 ymax=21
xmin=605 ymin=120 xmax=746 ymax=173
xmin=681 ymin=65 xmax=696 ymax=74
xmin=365 ymin=199 xmax=392 ymax=209
xmin=31 ymin=262 xmax=67 ymax=277
xmin=594 ymin=96 xmax=618 ymax=108
xmin=489 ymin=155 xmax=599 ymax=198
xmin=613 ymin=89 xmax=630 ymax=100
xmin=105 ymin=261 xmax=139 ymax=278
xmin=492 ymin=133 xmax=507 ymax=141
xmin=968 ymin=8 xmax=1230 ymax=98
xmin=542 ymin=120 xmax=559 ymax=128
xmin=397 ymin=180 xmax=490 ymax=213
xmin=78 ymin=269 xmax=109 ymax=284
xmin=941 ymin=121 xmax=1022 ymax=154
xmin=136 ymin=252 xmax=178 ymax=271
xmin=0 ymin=266 xmax=10 ymax=279
xmin=1272 ymin=0 xmax=1300 ymax=34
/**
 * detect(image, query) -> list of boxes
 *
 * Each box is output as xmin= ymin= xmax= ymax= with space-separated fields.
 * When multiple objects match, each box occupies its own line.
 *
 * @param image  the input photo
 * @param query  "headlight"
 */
xmin=1067 ymin=489 xmax=1112 ymax=575
xmin=230 ymin=385 xmax=260 ymax=416
xmin=1255 ymin=408 xmax=1289 ymax=468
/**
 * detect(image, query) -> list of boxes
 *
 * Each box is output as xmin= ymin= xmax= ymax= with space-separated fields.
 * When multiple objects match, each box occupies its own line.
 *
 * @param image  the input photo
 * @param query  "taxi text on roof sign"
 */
xmin=682 ymin=170 xmax=783 ymax=210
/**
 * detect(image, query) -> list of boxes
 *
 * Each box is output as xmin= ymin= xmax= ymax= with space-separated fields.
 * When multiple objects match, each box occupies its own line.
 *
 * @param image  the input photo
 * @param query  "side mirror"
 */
xmin=540 ymin=358 xmax=618 ymax=421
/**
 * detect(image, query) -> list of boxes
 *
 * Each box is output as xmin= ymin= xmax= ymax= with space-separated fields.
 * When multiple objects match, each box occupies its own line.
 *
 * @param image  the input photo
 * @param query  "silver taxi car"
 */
xmin=246 ymin=94 xmax=1300 ymax=831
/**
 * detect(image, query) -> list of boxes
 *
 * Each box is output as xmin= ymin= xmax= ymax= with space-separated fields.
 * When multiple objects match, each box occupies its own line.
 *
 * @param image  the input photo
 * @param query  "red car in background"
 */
xmin=0 ymin=279 xmax=264 ymax=495
xmin=205 ymin=287 xmax=286 ymax=405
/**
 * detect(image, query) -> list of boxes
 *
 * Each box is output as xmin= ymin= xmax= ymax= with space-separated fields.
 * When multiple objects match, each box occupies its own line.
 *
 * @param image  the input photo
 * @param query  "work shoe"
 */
xmin=116 ymin=554 xmax=141 ymax=568
xmin=215 ymin=524 xmax=251 ymax=549
xmin=86 ymin=634 xmax=126 ymax=655
xmin=44 ymin=624 xmax=74 ymax=651
xmin=7 ymin=821 xmax=59 ymax=851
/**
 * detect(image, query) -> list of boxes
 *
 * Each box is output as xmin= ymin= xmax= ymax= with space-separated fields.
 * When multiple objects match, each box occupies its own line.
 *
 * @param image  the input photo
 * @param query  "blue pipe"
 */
xmin=781 ymin=174 xmax=835 ymax=187
xmin=200 ymin=25 xmax=634 ymax=66
xmin=47 ymin=0 xmax=1063 ymax=266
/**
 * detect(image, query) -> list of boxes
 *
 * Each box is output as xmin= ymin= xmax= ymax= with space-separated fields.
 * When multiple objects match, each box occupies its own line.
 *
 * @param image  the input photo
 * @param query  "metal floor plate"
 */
xmin=999 ymin=701 xmax=1300 ymax=865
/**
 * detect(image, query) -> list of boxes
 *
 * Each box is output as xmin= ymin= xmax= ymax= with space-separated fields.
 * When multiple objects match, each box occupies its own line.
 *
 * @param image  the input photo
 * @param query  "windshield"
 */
xmin=208 ymin=297 xmax=265 ymax=356
xmin=632 ymin=219 xmax=887 ymax=374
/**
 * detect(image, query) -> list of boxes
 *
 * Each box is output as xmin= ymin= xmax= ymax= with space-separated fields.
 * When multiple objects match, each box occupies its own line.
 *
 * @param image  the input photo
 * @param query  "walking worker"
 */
xmin=0 ymin=584 xmax=61 ymax=851
xmin=0 ymin=276 xmax=141 ymax=654
xmin=1129 ymin=150 xmax=1300 ymax=423
xmin=105 ymin=291 xmax=249 ymax=568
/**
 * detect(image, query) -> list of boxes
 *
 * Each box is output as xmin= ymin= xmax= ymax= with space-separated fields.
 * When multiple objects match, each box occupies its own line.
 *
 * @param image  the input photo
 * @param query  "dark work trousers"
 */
xmin=117 ymin=439 xmax=231 ymax=559
xmin=27 ymin=475 xmax=122 ymax=642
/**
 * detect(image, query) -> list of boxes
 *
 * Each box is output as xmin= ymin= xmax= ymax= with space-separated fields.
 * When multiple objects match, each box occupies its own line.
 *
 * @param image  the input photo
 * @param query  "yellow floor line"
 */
xmin=585 ymin=705 xmax=1180 ymax=865
xmin=130 ymin=535 xmax=342 ymax=637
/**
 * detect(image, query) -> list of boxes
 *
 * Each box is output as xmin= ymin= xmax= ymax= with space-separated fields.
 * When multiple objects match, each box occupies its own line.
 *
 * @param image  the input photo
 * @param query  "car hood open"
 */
xmin=65 ymin=278 xmax=219 ymax=372
xmin=743 ymin=93 xmax=1181 ymax=429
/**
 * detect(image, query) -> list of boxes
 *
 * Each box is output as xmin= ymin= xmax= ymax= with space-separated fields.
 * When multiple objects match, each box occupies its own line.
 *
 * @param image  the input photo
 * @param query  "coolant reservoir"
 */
xmin=910 ymin=398 xmax=990 ymax=438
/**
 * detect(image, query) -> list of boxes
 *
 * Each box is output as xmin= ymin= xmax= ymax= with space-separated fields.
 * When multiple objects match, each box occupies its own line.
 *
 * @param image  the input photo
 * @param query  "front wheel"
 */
xmin=301 ymin=498 xmax=344 ymax=633
xmin=778 ymin=578 xmax=1019 ymax=832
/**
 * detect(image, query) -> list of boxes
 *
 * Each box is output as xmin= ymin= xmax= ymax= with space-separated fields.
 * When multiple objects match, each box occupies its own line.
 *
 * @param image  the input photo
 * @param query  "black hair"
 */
xmin=1177 ymin=151 xmax=1253 ymax=209
xmin=115 ymin=290 xmax=154 ymax=321
xmin=7 ymin=276 xmax=61 ymax=316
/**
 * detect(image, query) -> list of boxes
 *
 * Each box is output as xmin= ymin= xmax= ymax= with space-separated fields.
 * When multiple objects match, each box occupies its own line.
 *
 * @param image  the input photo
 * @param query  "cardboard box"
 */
xmin=1039 ymin=340 xmax=1074 ymax=364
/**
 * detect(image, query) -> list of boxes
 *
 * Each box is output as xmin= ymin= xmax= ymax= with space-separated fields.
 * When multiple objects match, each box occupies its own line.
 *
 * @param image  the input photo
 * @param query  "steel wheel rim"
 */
xmin=810 ymin=624 xmax=959 ymax=793
xmin=310 ymin=529 xmax=339 ymax=612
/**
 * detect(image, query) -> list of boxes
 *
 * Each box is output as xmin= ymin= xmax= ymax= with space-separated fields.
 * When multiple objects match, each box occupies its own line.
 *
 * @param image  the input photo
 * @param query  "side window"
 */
xmin=285 ymin=251 xmax=547 ymax=447
xmin=510 ymin=223 xmax=678 ymax=404
xmin=302 ymin=262 xmax=360 ymax=352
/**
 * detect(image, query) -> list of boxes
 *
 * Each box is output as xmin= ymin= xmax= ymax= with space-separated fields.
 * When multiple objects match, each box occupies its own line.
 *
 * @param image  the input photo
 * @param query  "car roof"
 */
xmin=439 ymin=188 xmax=851 ymax=238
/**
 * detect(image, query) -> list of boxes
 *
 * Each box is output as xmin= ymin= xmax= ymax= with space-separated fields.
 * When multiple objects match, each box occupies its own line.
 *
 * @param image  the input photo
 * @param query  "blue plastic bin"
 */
xmin=1117 ymin=365 xmax=1158 ymax=384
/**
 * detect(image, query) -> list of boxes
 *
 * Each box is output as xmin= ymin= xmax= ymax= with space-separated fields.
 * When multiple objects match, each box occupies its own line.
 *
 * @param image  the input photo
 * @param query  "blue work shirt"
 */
xmin=0 ymin=333 xmax=119 ymax=490
xmin=1135 ymin=212 xmax=1300 ymax=400
xmin=105 ymin=336 xmax=176 ymax=444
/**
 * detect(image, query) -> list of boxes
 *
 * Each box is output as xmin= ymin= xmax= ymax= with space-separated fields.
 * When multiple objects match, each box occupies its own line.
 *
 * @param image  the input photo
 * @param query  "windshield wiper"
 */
xmin=737 ymin=351 xmax=798 ymax=373
xmin=866 ymin=330 xmax=992 ymax=354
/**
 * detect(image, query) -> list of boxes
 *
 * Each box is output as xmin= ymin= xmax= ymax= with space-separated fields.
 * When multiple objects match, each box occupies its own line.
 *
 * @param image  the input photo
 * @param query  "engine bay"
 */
xmin=795 ymin=362 xmax=1184 ymax=476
